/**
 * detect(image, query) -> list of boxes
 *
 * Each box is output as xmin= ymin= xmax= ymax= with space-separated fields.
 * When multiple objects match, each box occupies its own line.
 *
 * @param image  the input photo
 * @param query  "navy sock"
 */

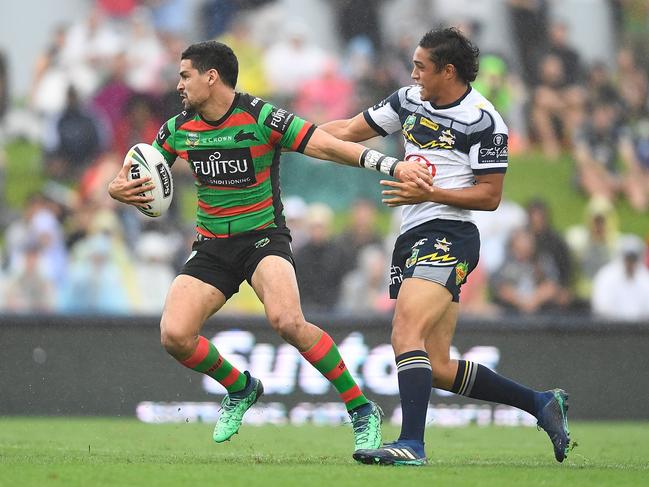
xmin=396 ymin=350 xmax=432 ymax=442
xmin=450 ymin=360 xmax=539 ymax=416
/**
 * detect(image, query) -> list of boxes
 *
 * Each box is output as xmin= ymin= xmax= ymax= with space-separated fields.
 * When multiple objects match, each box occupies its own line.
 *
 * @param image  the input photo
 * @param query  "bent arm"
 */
xmin=319 ymin=113 xmax=380 ymax=143
xmin=382 ymin=172 xmax=504 ymax=211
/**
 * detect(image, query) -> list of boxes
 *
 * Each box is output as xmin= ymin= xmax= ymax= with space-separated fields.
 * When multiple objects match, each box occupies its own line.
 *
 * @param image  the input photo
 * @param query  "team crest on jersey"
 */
xmin=455 ymin=261 xmax=469 ymax=285
xmin=405 ymin=248 xmax=419 ymax=268
xmin=186 ymin=132 xmax=200 ymax=147
xmin=438 ymin=129 xmax=456 ymax=148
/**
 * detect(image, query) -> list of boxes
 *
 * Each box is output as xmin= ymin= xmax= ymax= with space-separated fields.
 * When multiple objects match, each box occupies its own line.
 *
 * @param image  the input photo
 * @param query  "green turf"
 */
xmin=1 ymin=418 xmax=647 ymax=487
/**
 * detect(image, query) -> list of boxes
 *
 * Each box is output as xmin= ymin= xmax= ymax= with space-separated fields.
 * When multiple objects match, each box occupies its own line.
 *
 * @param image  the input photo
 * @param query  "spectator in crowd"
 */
xmin=546 ymin=20 xmax=585 ymax=87
xmin=565 ymin=197 xmax=620 ymax=301
xmin=507 ymin=0 xmax=548 ymax=85
xmin=144 ymin=0 xmax=193 ymax=36
xmin=43 ymin=86 xmax=103 ymax=182
xmin=338 ymin=244 xmax=392 ymax=315
xmin=0 ymin=50 xmax=8 ymax=123
xmin=91 ymin=53 xmax=135 ymax=141
xmin=457 ymin=260 xmax=501 ymax=318
xmin=472 ymin=198 xmax=527 ymax=276
xmin=112 ymin=94 xmax=161 ymax=157
xmin=530 ymin=52 xmax=583 ymax=160
xmin=59 ymin=6 xmax=123 ymax=98
xmin=218 ymin=16 xmax=271 ymax=98
xmin=283 ymin=195 xmax=309 ymax=252
xmin=615 ymin=46 xmax=648 ymax=112
xmin=123 ymin=8 xmax=165 ymax=94
xmin=335 ymin=199 xmax=383 ymax=274
xmin=3 ymin=242 xmax=57 ymax=314
xmin=491 ymin=228 xmax=562 ymax=314
xmin=526 ymin=198 xmax=574 ymax=308
xmin=332 ymin=0 xmax=385 ymax=50
xmin=585 ymin=61 xmax=617 ymax=104
xmin=293 ymin=58 xmax=355 ymax=125
xmin=58 ymin=232 xmax=130 ymax=315
xmin=592 ymin=234 xmax=649 ymax=320
xmin=263 ymin=21 xmax=330 ymax=105
xmin=29 ymin=25 xmax=70 ymax=116
xmin=572 ymin=99 xmax=647 ymax=211
xmin=4 ymin=193 xmax=68 ymax=288
xmin=132 ymin=231 xmax=176 ymax=315
xmin=294 ymin=203 xmax=346 ymax=313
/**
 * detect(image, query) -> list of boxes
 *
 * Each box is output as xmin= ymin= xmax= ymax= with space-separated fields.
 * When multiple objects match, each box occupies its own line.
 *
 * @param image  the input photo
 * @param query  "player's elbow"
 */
xmin=483 ymin=193 xmax=501 ymax=211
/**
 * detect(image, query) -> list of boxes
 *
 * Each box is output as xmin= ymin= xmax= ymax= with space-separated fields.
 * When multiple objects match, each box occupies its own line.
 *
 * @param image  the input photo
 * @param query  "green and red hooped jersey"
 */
xmin=152 ymin=92 xmax=316 ymax=238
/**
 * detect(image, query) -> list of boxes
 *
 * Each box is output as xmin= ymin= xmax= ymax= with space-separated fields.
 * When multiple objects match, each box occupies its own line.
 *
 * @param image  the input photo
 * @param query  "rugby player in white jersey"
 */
xmin=321 ymin=27 xmax=570 ymax=466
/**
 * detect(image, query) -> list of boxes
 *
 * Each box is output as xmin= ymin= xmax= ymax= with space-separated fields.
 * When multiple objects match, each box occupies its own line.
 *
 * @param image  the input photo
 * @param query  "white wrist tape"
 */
xmin=359 ymin=149 xmax=399 ymax=176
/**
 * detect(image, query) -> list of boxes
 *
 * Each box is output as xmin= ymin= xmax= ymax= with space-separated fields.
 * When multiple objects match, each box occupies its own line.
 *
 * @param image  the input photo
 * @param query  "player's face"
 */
xmin=177 ymin=59 xmax=211 ymax=110
xmin=411 ymin=46 xmax=447 ymax=103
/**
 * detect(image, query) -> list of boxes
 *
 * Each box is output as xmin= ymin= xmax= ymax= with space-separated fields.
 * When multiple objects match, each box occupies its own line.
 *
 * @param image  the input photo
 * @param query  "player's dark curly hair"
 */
xmin=181 ymin=41 xmax=239 ymax=89
xmin=419 ymin=27 xmax=480 ymax=83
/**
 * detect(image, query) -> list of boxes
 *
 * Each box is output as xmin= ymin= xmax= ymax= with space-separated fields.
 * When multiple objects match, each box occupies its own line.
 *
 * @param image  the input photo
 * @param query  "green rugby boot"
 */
xmin=537 ymin=389 xmax=570 ymax=462
xmin=350 ymin=401 xmax=383 ymax=451
xmin=213 ymin=371 xmax=263 ymax=443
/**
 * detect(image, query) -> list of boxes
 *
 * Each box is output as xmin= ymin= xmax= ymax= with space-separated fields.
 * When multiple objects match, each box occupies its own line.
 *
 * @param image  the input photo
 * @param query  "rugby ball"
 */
xmin=123 ymin=143 xmax=174 ymax=218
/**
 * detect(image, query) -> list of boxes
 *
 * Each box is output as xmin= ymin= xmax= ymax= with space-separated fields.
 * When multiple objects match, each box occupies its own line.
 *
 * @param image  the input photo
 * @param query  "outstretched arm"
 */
xmin=302 ymin=127 xmax=432 ymax=185
xmin=319 ymin=113 xmax=380 ymax=143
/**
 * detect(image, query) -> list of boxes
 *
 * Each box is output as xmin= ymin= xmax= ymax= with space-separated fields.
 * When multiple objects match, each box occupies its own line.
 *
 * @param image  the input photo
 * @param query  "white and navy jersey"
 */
xmin=363 ymin=86 xmax=508 ymax=234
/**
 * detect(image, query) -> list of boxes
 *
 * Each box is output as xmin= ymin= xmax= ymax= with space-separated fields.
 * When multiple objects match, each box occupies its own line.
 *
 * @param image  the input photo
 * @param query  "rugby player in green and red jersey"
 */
xmin=108 ymin=41 xmax=432 ymax=457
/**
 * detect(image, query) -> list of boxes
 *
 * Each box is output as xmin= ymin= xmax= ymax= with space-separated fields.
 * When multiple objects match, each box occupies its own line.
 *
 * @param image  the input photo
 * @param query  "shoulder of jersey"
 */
xmin=123 ymin=143 xmax=174 ymax=218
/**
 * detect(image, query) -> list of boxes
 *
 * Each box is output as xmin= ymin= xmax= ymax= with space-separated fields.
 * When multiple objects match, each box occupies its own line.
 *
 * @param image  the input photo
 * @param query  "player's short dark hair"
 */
xmin=181 ymin=41 xmax=238 ymax=89
xmin=419 ymin=27 xmax=480 ymax=83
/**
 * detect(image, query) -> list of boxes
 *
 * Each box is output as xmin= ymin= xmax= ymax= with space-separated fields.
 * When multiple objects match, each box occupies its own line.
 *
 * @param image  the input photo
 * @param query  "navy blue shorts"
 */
xmin=389 ymin=219 xmax=480 ymax=302
xmin=179 ymin=228 xmax=294 ymax=299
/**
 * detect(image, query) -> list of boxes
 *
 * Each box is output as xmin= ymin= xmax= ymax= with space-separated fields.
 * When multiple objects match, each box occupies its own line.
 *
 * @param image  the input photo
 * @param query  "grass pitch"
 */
xmin=1 ymin=418 xmax=648 ymax=487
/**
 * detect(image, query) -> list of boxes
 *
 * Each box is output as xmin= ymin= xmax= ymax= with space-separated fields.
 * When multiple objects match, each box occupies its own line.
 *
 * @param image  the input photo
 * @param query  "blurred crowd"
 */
xmin=0 ymin=0 xmax=648 ymax=321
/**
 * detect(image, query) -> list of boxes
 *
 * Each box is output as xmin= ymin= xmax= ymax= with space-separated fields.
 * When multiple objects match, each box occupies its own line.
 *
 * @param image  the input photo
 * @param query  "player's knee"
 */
xmin=391 ymin=319 xmax=426 ymax=353
xmin=267 ymin=310 xmax=305 ymax=341
xmin=160 ymin=325 xmax=194 ymax=358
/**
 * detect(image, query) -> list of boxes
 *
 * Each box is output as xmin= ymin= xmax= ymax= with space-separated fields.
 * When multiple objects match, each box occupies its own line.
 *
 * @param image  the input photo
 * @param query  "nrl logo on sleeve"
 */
xmin=186 ymin=132 xmax=200 ymax=147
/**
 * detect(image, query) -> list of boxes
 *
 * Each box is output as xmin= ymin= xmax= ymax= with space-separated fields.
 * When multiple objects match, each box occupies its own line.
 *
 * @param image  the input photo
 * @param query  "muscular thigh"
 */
xmin=250 ymin=255 xmax=302 ymax=316
xmin=161 ymin=274 xmax=227 ymax=338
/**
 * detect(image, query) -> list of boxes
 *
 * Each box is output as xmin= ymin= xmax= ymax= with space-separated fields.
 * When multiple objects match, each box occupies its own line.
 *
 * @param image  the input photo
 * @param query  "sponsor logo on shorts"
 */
xmin=455 ymin=261 xmax=469 ymax=285
xmin=254 ymin=237 xmax=270 ymax=249
xmin=405 ymin=248 xmax=419 ymax=268
xmin=390 ymin=265 xmax=403 ymax=285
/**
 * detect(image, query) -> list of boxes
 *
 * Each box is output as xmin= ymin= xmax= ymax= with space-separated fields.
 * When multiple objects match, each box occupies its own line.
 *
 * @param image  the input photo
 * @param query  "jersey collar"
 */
xmin=428 ymin=85 xmax=472 ymax=110
xmin=199 ymin=92 xmax=241 ymax=127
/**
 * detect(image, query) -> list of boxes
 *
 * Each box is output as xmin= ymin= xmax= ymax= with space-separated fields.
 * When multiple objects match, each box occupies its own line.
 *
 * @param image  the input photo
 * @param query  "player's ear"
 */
xmin=208 ymin=68 xmax=219 ymax=86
